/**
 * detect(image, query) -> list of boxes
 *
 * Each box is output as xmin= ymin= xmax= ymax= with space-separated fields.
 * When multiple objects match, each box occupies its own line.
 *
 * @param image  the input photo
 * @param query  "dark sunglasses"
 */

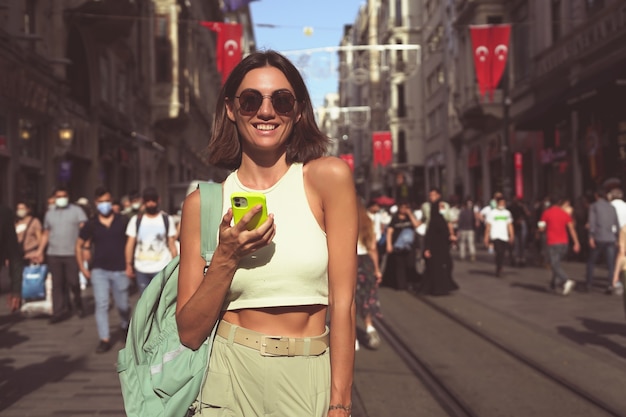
xmin=235 ymin=89 xmax=297 ymax=116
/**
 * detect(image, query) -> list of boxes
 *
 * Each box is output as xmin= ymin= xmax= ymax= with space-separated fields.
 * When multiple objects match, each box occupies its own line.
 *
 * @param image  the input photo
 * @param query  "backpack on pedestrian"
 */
xmin=136 ymin=212 xmax=170 ymax=236
xmin=117 ymin=182 xmax=222 ymax=417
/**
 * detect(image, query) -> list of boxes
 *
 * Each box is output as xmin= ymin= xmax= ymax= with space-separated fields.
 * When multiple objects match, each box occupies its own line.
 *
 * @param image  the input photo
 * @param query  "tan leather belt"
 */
xmin=216 ymin=320 xmax=329 ymax=357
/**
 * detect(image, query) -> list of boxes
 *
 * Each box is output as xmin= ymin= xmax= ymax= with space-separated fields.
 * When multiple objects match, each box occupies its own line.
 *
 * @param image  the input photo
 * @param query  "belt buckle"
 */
xmin=260 ymin=335 xmax=287 ymax=356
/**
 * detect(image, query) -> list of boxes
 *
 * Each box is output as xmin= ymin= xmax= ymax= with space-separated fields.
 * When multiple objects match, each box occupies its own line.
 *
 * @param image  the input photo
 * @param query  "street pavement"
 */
xmin=1 ymin=248 xmax=625 ymax=417
xmin=352 ymin=248 xmax=626 ymax=417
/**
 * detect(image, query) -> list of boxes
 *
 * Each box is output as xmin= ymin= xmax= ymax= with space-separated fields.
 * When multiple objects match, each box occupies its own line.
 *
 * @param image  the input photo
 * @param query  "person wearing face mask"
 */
xmin=75 ymin=186 xmax=130 ymax=353
xmin=35 ymin=186 xmax=87 ymax=323
xmin=122 ymin=191 xmax=142 ymax=219
xmin=124 ymin=186 xmax=178 ymax=295
xmin=484 ymin=196 xmax=515 ymax=278
xmin=15 ymin=201 xmax=42 ymax=264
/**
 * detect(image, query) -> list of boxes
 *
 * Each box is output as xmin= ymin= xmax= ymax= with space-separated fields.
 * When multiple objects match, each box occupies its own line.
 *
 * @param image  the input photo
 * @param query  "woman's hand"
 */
xmin=215 ymin=206 xmax=276 ymax=262
xmin=374 ymin=269 xmax=383 ymax=285
xmin=423 ymin=249 xmax=431 ymax=258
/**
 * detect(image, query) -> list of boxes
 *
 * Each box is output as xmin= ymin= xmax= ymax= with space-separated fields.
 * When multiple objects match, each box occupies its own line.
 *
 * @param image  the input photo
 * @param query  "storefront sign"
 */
xmin=58 ymin=160 xmax=72 ymax=183
xmin=536 ymin=3 xmax=626 ymax=77
xmin=539 ymin=148 xmax=567 ymax=164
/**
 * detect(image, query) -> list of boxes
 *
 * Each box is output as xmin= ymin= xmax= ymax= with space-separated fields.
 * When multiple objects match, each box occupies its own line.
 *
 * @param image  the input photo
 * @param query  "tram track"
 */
xmin=373 ymin=291 xmax=626 ymax=417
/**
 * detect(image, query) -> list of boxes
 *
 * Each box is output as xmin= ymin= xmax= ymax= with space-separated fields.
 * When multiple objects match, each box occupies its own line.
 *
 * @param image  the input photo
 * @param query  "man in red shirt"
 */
xmin=539 ymin=195 xmax=580 ymax=295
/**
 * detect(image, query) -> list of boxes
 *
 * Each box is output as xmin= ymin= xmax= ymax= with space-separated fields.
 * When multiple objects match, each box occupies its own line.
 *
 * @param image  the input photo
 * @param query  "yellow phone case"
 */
xmin=230 ymin=192 xmax=268 ymax=230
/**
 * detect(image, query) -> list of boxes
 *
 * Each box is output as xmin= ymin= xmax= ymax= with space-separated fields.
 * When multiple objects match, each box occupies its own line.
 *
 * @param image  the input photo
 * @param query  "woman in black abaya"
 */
xmin=419 ymin=200 xmax=459 ymax=295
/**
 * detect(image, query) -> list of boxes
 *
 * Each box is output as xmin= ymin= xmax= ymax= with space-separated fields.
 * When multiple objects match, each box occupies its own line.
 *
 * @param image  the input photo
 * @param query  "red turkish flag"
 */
xmin=372 ymin=132 xmax=383 ymax=167
xmin=200 ymin=22 xmax=242 ymax=84
xmin=469 ymin=24 xmax=511 ymax=101
xmin=340 ymin=154 xmax=354 ymax=172
xmin=372 ymin=131 xmax=392 ymax=167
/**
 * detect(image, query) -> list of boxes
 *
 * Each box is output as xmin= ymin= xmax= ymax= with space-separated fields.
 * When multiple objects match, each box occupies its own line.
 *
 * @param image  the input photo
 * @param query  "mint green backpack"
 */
xmin=117 ymin=182 xmax=222 ymax=417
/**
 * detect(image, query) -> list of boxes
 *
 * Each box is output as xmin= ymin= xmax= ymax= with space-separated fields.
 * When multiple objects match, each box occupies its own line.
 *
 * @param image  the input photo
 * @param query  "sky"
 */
xmin=249 ymin=0 xmax=366 ymax=108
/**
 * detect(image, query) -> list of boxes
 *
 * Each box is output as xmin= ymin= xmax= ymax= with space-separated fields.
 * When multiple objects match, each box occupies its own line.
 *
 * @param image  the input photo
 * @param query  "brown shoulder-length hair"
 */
xmin=207 ymin=50 xmax=330 ymax=170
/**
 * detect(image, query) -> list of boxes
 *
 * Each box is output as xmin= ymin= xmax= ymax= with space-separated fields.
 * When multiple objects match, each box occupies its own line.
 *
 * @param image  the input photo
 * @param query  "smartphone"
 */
xmin=230 ymin=192 xmax=268 ymax=230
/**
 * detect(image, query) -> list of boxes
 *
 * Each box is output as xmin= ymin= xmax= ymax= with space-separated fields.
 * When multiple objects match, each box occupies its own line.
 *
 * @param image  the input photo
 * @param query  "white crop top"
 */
xmin=221 ymin=163 xmax=329 ymax=310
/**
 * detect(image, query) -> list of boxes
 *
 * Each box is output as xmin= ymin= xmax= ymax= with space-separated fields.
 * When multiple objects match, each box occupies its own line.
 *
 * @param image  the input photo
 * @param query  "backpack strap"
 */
xmin=136 ymin=213 xmax=170 ymax=235
xmin=198 ymin=182 xmax=222 ymax=266
xmin=161 ymin=213 xmax=170 ymax=234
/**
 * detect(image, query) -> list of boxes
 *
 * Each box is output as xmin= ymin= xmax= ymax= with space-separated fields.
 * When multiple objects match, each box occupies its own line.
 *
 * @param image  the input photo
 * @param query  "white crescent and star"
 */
xmin=495 ymin=44 xmax=508 ymax=60
xmin=475 ymin=46 xmax=489 ymax=62
xmin=224 ymin=40 xmax=239 ymax=57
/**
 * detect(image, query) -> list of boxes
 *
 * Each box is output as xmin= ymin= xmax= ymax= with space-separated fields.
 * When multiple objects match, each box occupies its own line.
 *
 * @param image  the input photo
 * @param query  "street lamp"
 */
xmin=58 ymin=122 xmax=74 ymax=146
xmin=19 ymin=119 xmax=31 ymax=140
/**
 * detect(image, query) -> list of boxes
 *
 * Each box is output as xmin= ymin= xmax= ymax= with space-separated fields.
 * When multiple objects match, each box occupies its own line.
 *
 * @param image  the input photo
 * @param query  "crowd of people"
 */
xmin=362 ymin=184 xmax=626 ymax=304
xmin=2 ymin=185 xmax=178 ymax=354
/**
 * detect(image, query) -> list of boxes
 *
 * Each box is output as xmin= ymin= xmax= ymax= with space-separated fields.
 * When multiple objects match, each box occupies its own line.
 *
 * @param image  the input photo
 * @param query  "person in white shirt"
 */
xmin=124 ymin=187 xmax=178 ymax=295
xmin=484 ymin=196 xmax=514 ymax=277
xmin=609 ymin=188 xmax=626 ymax=229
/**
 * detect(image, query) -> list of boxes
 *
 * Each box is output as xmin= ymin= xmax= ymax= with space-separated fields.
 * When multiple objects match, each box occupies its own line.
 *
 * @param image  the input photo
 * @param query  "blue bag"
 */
xmin=21 ymin=264 xmax=47 ymax=300
xmin=393 ymin=228 xmax=416 ymax=251
xmin=117 ymin=183 xmax=222 ymax=417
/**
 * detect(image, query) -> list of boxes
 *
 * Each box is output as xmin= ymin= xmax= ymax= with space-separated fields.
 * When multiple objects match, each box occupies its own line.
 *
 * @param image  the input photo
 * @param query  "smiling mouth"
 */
xmin=255 ymin=124 xmax=278 ymax=131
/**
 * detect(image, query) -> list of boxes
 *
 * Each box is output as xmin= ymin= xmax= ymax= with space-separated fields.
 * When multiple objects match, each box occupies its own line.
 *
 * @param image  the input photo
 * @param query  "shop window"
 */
xmin=397 ymin=130 xmax=407 ymax=164
xmin=67 ymin=26 xmax=91 ymax=107
xmin=396 ymin=83 xmax=406 ymax=118
xmin=513 ymin=3 xmax=530 ymax=82
xmin=551 ymin=0 xmax=562 ymax=43
xmin=155 ymin=15 xmax=172 ymax=83
xmin=394 ymin=0 xmax=402 ymax=27
xmin=18 ymin=118 xmax=42 ymax=159
xmin=24 ymin=0 xmax=36 ymax=35
xmin=395 ymin=39 xmax=404 ymax=71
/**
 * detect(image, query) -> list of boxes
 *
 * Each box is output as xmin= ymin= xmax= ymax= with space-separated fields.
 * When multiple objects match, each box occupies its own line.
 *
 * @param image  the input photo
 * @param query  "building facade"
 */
xmin=451 ymin=0 xmax=626 ymax=204
xmin=334 ymin=0 xmax=425 ymax=204
xmin=332 ymin=0 xmax=625 ymax=208
xmin=0 ymin=0 xmax=254 ymax=214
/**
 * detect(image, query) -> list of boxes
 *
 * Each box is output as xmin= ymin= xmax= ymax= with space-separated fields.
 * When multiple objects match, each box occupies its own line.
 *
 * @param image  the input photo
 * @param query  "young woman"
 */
xmin=356 ymin=200 xmax=383 ymax=350
xmin=14 ymin=201 xmax=42 ymax=264
xmin=176 ymin=51 xmax=358 ymax=417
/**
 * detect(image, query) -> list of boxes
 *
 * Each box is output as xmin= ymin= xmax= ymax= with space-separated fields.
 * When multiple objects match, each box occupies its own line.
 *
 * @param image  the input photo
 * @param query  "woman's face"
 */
xmin=226 ymin=66 xmax=301 ymax=156
xmin=16 ymin=203 xmax=29 ymax=218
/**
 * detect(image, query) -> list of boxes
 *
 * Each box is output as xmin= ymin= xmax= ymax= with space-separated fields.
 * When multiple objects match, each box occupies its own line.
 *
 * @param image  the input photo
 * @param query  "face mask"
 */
xmin=439 ymin=209 xmax=446 ymax=216
xmin=145 ymin=206 xmax=159 ymax=215
xmin=55 ymin=197 xmax=69 ymax=208
xmin=97 ymin=201 xmax=113 ymax=216
xmin=16 ymin=209 xmax=28 ymax=218
xmin=131 ymin=202 xmax=141 ymax=210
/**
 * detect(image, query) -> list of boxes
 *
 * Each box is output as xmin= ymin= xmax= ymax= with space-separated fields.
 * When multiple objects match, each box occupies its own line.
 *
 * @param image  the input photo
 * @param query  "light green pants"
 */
xmin=195 ymin=333 xmax=330 ymax=417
